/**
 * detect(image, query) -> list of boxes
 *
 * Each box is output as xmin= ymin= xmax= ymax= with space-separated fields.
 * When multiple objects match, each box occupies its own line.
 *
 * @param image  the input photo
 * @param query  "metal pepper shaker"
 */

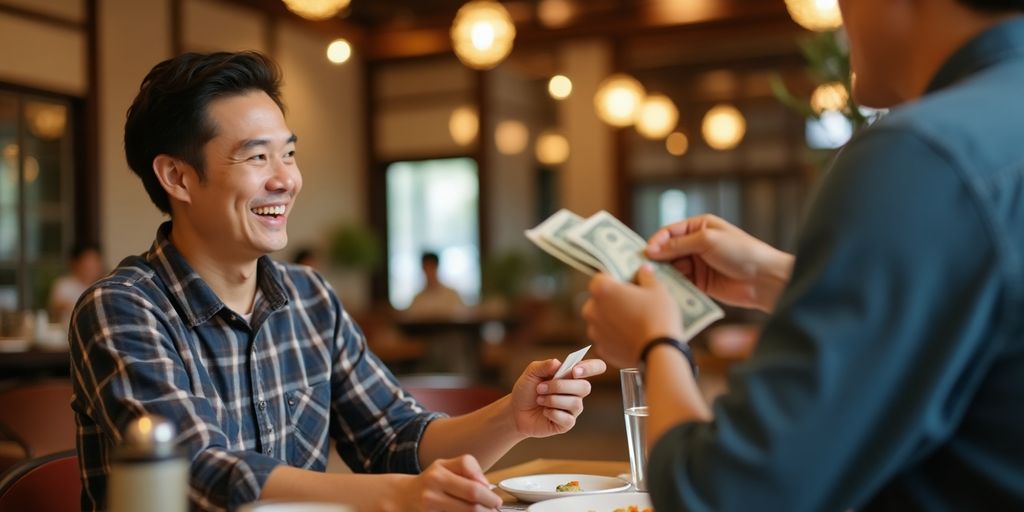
xmin=108 ymin=414 xmax=189 ymax=512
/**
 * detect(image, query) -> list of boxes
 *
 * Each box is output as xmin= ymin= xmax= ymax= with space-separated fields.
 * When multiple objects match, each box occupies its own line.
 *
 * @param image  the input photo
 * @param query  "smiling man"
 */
xmin=70 ymin=52 xmax=605 ymax=512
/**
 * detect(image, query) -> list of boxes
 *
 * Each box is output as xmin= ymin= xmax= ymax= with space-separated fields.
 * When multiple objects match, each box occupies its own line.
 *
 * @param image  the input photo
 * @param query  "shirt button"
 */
xmin=287 ymin=398 xmax=295 ymax=406
xmin=265 ymin=447 xmax=272 ymax=455
xmin=258 ymin=401 xmax=267 ymax=410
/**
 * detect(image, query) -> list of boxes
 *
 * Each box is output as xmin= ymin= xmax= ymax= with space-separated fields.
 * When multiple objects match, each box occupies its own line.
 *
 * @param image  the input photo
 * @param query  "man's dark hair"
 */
xmin=70 ymin=242 xmax=100 ymax=261
xmin=421 ymin=252 xmax=440 ymax=266
xmin=958 ymin=0 xmax=1024 ymax=10
xmin=124 ymin=51 xmax=285 ymax=214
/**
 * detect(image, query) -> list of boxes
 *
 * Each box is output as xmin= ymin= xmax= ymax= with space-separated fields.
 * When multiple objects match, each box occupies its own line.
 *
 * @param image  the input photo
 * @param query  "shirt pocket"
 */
xmin=286 ymin=380 xmax=331 ymax=469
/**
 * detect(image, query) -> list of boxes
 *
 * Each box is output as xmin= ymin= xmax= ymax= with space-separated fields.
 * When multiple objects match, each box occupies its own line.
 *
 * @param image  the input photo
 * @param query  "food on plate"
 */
xmin=555 ymin=480 xmax=582 ymax=492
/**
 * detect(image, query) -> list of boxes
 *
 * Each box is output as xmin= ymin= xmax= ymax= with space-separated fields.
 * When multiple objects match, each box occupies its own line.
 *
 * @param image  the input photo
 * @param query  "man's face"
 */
xmin=182 ymin=91 xmax=301 ymax=261
xmin=838 ymin=0 xmax=911 ymax=108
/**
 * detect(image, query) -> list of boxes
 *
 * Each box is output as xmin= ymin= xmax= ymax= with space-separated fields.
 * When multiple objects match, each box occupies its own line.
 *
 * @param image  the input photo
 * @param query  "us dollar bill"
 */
xmin=564 ymin=211 xmax=724 ymax=342
xmin=526 ymin=209 xmax=605 ymax=274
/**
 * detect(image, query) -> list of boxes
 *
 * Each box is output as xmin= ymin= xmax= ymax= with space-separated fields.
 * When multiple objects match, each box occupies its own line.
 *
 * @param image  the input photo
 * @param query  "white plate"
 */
xmin=498 ymin=473 xmax=630 ymax=503
xmin=527 ymin=491 xmax=652 ymax=512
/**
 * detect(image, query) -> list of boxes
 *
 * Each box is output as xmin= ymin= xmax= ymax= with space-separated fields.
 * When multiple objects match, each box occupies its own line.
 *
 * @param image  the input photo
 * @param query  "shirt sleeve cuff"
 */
xmin=392 ymin=412 xmax=447 ymax=474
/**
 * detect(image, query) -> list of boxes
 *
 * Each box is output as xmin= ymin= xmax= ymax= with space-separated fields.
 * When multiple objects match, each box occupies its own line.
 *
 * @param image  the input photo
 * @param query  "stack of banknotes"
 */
xmin=525 ymin=209 xmax=723 ymax=342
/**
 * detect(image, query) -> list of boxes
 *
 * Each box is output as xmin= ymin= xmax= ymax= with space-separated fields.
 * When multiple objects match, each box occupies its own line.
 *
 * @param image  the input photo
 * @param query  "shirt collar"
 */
xmin=927 ymin=16 xmax=1024 ymax=94
xmin=144 ymin=221 xmax=289 ymax=328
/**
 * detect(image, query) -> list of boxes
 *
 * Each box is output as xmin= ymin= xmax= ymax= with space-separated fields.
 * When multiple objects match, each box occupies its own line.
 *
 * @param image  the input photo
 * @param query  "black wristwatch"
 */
xmin=639 ymin=336 xmax=698 ymax=378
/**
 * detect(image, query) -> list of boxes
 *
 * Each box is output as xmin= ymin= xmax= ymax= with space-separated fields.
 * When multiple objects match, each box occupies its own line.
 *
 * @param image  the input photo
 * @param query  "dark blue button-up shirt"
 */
xmin=649 ymin=17 xmax=1024 ymax=511
xmin=71 ymin=222 xmax=442 ymax=511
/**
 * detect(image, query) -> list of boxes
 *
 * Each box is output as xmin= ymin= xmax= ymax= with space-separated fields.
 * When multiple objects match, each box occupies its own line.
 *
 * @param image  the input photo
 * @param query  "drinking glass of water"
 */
xmin=620 ymin=368 xmax=648 ymax=492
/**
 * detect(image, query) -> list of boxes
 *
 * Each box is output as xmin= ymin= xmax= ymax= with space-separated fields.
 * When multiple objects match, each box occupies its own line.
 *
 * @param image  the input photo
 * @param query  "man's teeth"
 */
xmin=252 ymin=205 xmax=286 ymax=216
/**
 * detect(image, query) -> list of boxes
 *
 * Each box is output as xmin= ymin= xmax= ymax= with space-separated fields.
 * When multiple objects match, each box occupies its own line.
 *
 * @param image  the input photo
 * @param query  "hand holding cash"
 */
xmin=526 ymin=209 xmax=723 ymax=342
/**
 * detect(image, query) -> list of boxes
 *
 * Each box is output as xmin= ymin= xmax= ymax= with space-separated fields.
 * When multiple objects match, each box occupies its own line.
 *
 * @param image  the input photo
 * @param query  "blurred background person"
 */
xmin=291 ymin=246 xmax=321 ymax=270
xmin=48 ymin=242 xmax=104 ymax=328
xmin=405 ymin=251 xmax=468 ymax=319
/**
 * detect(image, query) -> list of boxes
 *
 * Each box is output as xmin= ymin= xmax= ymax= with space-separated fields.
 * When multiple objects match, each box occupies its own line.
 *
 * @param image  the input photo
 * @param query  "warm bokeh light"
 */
xmin=785 ymin=0 xmax=843 ymax=31
xmin=536 ymin=131 xmax=570 ymax=165
xmin=810 ymin=81 xmax=849 ymax=114
xmin=495 ymin=120 xmax=529 ymax=155
xmin=548 ymin=75 xmax=573 ymax=100
xmin=666 ymin=132 xmax=689 ymax=156
xmin=451 ymin=1 xmax=517 ymax=70
xmin=25 ymin=102 xmax=67 ymax=140
xmin=24 ymin=156 xmax=39 ymax=184
xmin=326 ymin=39 xmax=352 ymax=64
xmin=537 ymin=0 xmax=575 ymax=28
xmin=594 ymin=74 xmax=646 ymax=128
xmin=449 ymin=106 xmax=479 ymax=146
xmin=702 ymin=104 xmax=746 ymax=150
xmin=635 ymin=94 xmax=679 ymax=140
xmin=282 ymin=0 xmax=350 ymax=21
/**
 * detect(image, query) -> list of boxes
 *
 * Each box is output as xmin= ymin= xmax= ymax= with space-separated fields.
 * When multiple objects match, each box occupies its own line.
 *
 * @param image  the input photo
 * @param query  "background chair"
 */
xmin=0 ymin=450 xmax=79 ymax=512
xmin=0 ymin=379 xmax=76 ymax=473
xmin=399 ymin=374 xmax=506 ymax=416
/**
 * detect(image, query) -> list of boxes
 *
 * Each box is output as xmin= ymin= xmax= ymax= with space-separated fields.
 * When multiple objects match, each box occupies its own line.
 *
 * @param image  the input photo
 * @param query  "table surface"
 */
xmin=486 ymin=458 xmax=632 ymax=507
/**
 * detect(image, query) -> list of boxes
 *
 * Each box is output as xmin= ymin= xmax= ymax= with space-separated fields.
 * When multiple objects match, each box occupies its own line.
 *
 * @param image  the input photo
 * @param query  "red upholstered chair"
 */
xmin=0 ymin=379 xmax=76 ymax=461
xmin=400 ymin=375 xmax=506 ymax=417
xmin=0 ymin=450 xmax=80 ymax=512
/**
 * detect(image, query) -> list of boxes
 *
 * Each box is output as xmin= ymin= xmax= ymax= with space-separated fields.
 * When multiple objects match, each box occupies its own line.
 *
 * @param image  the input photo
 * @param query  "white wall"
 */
xmin=376 ymin=58 xmax=472 ymax=160
xmin=0 ymin=10 xmax=86 ymax=95
xmin=559 ymin=39 xmax=615 ymax=217
xmin=98 ymin=0 xmax=171 ymax=262
xmin=183 ymin=0 xmax=265 ymax=53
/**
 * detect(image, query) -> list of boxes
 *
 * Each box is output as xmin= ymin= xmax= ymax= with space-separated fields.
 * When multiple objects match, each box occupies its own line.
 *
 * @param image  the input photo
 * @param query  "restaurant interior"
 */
xmin=0 ymin=0 xmax=855 ymax=507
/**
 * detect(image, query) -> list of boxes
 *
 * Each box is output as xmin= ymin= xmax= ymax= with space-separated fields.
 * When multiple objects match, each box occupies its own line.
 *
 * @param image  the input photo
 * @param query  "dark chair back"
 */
xmin=0 ymin=450 xmax=80 ymax=512
xmin=0 ymin=379 xmax=75 ymax=459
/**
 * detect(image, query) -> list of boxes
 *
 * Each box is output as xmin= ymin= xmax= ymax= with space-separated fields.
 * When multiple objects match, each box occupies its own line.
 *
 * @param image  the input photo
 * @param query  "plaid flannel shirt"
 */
xmin=70 ymin=222 xmax=442 ymax=511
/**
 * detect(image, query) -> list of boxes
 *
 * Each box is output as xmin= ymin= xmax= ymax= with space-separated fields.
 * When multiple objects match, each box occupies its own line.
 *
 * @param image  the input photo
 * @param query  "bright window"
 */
xmin=386 ymin=157 xmax=480 ymax=309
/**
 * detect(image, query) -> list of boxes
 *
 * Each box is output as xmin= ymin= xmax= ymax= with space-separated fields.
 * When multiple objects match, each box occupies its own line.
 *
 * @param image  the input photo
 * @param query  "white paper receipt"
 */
xmin=553 ymin=345 xmax=591 ymax=379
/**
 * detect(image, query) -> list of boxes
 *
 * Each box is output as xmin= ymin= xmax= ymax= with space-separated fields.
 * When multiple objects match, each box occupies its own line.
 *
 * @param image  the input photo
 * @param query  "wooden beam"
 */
xmin=364 ymin=1 xmax=796 ymax=62
xmin=0 ymin=2 xmax=84 ymax=30
xmin=215 ymin=0 xmax=366 ymax=45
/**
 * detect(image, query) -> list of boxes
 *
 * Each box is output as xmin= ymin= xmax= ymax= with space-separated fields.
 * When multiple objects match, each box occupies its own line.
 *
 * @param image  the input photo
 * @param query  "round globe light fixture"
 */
xmin=594 ymin=74 xmax=646 ymax=128
xmin=785 ymin=0 xmax=843 ymax=31
xmin=536 ymin=131 xmax=570 ymax=165
xmin=495 ymin=120 xmax=529 ymax=155
xmin=666 ymin=132 xmax=689 ymax=156
xmin=810 ymin=81 xmax=849 ymax=114
xmin=548 ymin=75 xmax=573 ymax=100
xmin=326 ymin=38 xmax=352 ymax=64
xmin=635 ymin=94 xmax=679 ymax=140
xmin=451 ymin=1 xmax=517 ymax=70
xmin=282 ymin=0 xmax=350 ymax=20
xmin=702 ymin=104 xmax=746 ymax=151
xmin=449 ymin=106 xmax=479 ymax=146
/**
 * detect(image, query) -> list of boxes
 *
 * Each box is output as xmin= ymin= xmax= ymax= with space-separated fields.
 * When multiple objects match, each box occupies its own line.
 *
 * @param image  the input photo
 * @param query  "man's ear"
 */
xmin=152 ymin=155 xmax=193 ymax=205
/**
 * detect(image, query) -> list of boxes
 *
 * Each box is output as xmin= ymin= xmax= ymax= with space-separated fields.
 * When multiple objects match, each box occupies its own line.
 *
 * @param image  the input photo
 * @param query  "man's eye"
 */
xmin=249 ymin=154 xmax=267 ymax=161
xmin=285 ymin=150 xmax=296 ymax=158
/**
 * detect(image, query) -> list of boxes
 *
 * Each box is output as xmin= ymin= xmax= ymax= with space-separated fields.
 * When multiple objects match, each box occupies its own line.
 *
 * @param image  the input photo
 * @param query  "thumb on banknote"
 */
xmin=635 ymin=264 xmax=659 ymax=287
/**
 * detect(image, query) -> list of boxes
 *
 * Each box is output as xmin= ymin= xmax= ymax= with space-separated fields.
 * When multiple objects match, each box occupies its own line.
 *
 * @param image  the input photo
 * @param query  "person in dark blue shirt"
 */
xmin=583 ymin=1 xmax=1024 ymax=510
